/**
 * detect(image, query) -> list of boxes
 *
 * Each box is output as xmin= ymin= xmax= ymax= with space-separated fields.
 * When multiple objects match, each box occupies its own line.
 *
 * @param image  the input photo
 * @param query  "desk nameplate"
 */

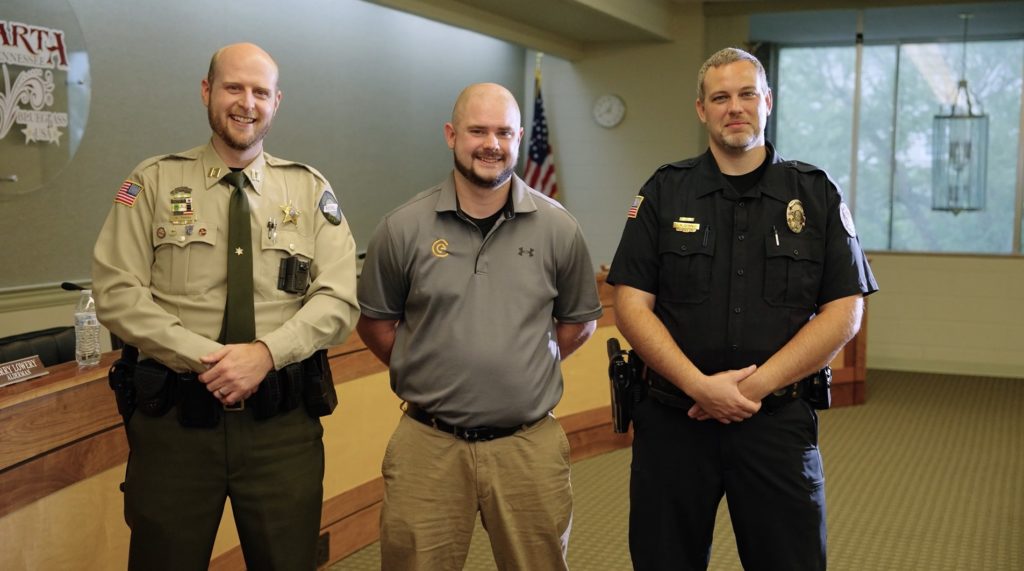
xmin=0 ymin=355 xmax=48 ymax=388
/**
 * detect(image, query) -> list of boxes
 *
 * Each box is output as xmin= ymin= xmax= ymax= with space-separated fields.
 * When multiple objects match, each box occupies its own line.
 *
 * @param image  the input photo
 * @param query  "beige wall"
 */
xmin=865 ymin=254 xmax=1024 ymax=378
xmin=2 ymin=2 xmax=1021 ymax=369
xmin=530 ymin=4 xmax=707 ymax=269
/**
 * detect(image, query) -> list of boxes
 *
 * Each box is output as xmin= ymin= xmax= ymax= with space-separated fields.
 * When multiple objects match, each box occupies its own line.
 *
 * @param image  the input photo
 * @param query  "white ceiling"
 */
xmin=361 ymin=0 xmax=1017 ymax=60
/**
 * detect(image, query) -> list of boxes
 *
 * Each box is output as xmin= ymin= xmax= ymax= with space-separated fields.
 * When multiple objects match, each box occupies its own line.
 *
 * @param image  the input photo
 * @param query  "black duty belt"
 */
xmin=404 ymin=404 xmax=540 ymax=442
xmin=646 ymin=369 xmax=815 ymax=414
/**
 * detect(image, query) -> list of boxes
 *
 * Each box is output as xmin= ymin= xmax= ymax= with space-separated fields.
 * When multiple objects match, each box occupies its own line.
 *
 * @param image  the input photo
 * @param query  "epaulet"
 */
xmin=264 ymin=153 xmax=329 ymax=184
xmin=781 ymin=159 xmax=824 ymax=175
xmin=641 ymin=157 xmax=697 ymax=188
xmin=162 ymin=145 xmax=205 ymax=162
xmin=781 ymin=159 xmax=844 ymax=193
xmin=662 ymin=157 xmax=699 ymax=171
xmin=133 ymin=149 xmax=193 ymax=173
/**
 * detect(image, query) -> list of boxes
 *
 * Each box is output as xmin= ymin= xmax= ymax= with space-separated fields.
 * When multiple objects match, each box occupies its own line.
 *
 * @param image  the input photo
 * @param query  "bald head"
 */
xmin=444 ymin=83 xmax=523 ymax=192
xmin=450 ymin=83 xmax=521 ymax=129
xmin=207 ymin=43 xmax=280 ymax=90
xmin=202 ymin=42 xmax=282 ymax=162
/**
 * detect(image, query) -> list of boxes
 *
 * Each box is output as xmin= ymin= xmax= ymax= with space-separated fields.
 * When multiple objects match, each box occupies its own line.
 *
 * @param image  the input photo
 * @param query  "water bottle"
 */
xmin=74 ymin=289 xmax=102 ymax=367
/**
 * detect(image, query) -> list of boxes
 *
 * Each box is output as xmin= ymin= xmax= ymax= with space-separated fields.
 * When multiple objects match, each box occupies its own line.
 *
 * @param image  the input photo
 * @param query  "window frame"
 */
xmin=767 ymin=35 xmax=1024 ymax=257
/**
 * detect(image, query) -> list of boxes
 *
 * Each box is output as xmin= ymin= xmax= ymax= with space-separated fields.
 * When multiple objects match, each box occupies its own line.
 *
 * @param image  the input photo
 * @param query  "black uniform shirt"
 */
xmin=608 ymin=143 xmax=878 ymax=375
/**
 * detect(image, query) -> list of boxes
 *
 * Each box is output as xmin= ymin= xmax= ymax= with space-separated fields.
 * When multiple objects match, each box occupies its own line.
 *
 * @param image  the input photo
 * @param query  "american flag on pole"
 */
xmin=523 ymin=57 xmax=558 ymax=199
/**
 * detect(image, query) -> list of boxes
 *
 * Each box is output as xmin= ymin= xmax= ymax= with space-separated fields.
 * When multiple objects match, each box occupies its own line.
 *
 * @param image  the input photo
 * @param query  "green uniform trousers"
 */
xmin=122 ymin=404 xmax=324 ymax=571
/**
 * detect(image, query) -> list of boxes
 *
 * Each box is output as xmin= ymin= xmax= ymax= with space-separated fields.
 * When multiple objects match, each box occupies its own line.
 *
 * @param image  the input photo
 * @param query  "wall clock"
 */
xmin=592 ymin=94 xmax=626 ymax=128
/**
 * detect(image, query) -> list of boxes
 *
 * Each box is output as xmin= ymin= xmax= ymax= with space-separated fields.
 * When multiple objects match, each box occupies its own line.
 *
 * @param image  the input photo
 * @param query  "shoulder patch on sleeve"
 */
xmin=114 ymin=180 xmax=144 ymax=207
xmin=626 ymin=195 xmax=644 ymax=219
xmin=839 ymin=202 xmax=857 ymax=237
xmin=319 ymin=188 xmax=343 ymax=225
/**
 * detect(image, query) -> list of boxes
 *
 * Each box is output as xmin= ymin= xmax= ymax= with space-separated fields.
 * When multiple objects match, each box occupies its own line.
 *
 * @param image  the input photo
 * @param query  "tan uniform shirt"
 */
xmin=92 ymin=142 xmax=358 ymax=373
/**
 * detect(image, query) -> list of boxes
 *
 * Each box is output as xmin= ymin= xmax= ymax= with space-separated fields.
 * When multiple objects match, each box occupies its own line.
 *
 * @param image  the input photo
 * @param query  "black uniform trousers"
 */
xmin=123 ymin=405 xmax=324 ymax=571
xmin=629 ymin=396 xmax=826 ymax=571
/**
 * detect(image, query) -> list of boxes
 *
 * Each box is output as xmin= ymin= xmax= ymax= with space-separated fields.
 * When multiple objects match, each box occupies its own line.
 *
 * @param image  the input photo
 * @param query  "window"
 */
xmin=773 ymin=39 xmax=1024 ymax=254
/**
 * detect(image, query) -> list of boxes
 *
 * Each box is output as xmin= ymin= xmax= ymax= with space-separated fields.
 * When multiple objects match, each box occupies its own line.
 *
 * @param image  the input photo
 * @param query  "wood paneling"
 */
xmin=0 ymin=375 xmax=120 ymax=471
xmin=1 ymin=272 xmax=868 ymax=569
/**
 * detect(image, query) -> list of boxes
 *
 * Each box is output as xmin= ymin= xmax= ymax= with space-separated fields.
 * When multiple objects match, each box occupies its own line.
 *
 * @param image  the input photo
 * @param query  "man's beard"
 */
xmin=208 ymin=107 xmax=272 ymax=151
xmin=720 ymin=129 xmax=760 ymax=151
xmin=454 ymin=152 xmax=514 ymax=189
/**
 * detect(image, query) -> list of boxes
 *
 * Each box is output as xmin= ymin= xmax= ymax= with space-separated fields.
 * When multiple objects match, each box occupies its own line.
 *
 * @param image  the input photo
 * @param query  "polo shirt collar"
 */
xmin=435 ymin=172 xmax=537 ymax=219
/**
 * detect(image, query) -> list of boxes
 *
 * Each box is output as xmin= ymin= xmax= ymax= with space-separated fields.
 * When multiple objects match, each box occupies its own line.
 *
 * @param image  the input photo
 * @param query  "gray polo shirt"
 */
xmin=358 ymin=173 xmax=603 ymax=427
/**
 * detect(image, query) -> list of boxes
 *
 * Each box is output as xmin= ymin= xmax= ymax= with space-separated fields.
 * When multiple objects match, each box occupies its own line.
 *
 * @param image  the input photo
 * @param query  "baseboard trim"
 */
xmin=869 ymin=357 xmax=1024 ymax=380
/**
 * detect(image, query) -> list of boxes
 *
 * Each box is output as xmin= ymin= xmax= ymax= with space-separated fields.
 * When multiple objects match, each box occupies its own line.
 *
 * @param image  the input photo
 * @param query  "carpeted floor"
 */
xmin=330 ymin=370 xmax=1023 ymax=570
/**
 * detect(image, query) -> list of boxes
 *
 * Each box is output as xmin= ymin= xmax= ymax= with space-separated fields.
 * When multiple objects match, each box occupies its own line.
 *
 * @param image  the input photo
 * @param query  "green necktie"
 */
xmin=221 ymin=171 xmax=256 ymax=343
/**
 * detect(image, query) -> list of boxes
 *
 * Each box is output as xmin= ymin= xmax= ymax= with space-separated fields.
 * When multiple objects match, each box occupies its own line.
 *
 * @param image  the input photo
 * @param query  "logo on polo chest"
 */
xmin=431 ymin=238 xmax=449 ymax=258
xmin=518 ymin=247 xmax=534 ymax=257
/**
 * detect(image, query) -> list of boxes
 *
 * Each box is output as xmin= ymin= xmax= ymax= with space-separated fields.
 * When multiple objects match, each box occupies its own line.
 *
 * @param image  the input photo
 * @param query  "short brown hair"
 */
xmin=696 ymin=47 xmax=768 ymax=101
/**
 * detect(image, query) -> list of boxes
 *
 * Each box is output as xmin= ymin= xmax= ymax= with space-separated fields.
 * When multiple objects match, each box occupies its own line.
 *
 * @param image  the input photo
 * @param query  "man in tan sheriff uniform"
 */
xmin=92 ymin=43 xmax=358 ymax=571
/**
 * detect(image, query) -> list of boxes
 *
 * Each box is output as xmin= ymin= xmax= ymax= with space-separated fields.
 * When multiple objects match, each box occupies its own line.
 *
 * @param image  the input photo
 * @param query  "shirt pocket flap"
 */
xmin=262 ymin=230 xmax=315 ymax=259
xmin=764 ymin=233 xmax=823 ymax=263
xmin=153 ymin=222 xmax=217 ymax=248
xmin=659 ymin=229 xmax=715 ymax=258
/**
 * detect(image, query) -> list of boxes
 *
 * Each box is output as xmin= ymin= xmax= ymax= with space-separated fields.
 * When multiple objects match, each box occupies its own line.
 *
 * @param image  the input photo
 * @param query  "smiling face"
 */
xmin=201 ymin=43 xmax=281 ymax=161
xmin=696 ymin=60 xmax=772 ymax=154
xmin=445 ymin=83 xmax=523 ymax=191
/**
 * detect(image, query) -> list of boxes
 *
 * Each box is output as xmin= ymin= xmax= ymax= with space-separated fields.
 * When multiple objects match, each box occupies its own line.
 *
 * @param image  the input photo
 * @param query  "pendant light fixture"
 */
xmin=932 ymin=13 xmax=988 ymax=215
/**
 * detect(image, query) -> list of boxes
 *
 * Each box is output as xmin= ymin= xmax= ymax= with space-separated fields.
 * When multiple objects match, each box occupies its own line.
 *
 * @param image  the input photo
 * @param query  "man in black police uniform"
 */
xmin=607 ymin=47 xmax=878 ymax=570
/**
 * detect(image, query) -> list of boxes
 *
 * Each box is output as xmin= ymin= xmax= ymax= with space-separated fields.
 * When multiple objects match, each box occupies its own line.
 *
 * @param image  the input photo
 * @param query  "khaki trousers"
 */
xmin=380 ymin=413 xmax=573 ymax=571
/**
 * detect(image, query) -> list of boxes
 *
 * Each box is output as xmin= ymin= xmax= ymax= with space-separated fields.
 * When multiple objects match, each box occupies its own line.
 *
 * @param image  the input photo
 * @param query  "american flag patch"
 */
xmin=115 ymin=180 xmax=143 ymax=207
xmin=626 ymin=195 xmax=644 ymax=219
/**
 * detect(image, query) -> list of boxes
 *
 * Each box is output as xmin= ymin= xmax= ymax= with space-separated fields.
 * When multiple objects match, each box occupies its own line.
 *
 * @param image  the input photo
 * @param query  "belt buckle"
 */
xmin=772 ymin=381 xmax=799 ymax=398
xmin=223 ymin=399 xmax=245 ymax=412
xmin=457 ymin=427 xmax=492 ymax=442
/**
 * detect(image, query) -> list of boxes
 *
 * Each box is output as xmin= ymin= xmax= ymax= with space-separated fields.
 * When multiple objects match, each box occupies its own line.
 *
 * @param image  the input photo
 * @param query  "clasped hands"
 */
xmin=686 ymin=365 xmax=764 ymax=424
xmin=197 ymin=342 xmax=275 ymax=406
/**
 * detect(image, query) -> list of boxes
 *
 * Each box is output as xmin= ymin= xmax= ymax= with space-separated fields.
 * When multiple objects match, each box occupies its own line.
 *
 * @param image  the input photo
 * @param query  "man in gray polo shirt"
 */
xmin=357 ymin=82 xmax=602 ymax=570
